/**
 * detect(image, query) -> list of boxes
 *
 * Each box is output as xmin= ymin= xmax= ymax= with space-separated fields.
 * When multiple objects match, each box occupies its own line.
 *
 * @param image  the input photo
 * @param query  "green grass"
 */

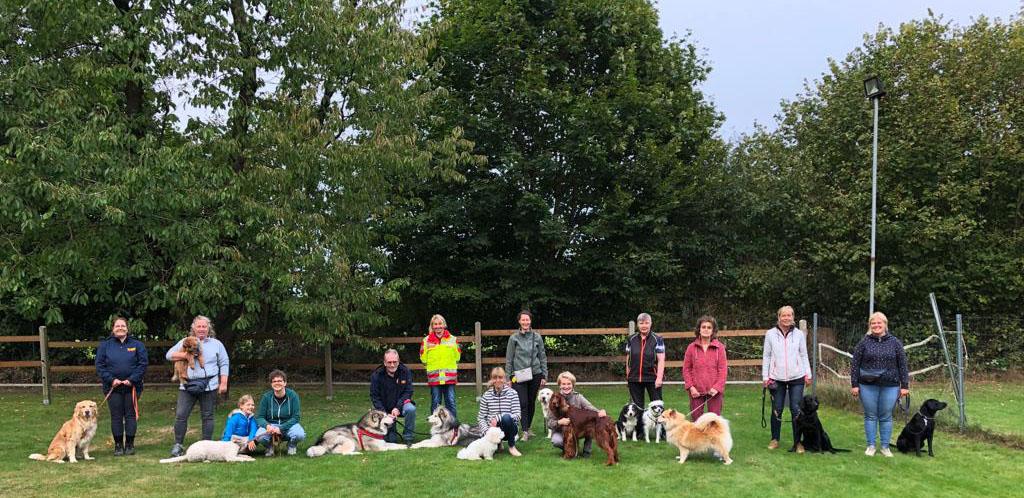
xmin=911 ymin=380 xmax=1024 ymax=437
xmin=3 ymin=384 xmax=1022 ymax=498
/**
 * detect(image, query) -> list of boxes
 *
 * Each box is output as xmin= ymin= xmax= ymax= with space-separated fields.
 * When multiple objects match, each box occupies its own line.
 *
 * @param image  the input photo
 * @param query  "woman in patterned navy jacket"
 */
xmin=850 ymin=311 xmax=909 ymax=458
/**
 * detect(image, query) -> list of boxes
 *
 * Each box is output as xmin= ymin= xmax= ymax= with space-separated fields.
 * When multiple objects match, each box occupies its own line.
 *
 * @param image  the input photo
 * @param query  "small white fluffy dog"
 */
xmin=537 ymin=388 xmax=554 ymax=439
xmin=159 ymin=440 xmax=255 ymax=463
xmin=456 ymin=427 xmax=505 ymax=460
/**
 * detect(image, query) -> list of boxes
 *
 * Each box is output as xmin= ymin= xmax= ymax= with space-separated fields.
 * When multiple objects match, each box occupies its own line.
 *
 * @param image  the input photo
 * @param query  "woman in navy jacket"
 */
xmin=95 ymin=317 xmax=148 ymax=456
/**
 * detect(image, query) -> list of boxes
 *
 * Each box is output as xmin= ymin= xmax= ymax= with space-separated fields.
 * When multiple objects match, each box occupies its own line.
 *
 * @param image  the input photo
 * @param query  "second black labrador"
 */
xmin=790 ymin=395 xmax=849 ymax=453
xmin=896 ymin=398 xmax=948 ymax=456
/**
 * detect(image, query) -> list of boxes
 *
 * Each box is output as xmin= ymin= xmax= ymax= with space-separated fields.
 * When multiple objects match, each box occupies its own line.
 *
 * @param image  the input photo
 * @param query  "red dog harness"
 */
xmin=448 ymin=427 xmax=460 ymax=446
xmin=356 ymin=428 xmax=385 ymax=450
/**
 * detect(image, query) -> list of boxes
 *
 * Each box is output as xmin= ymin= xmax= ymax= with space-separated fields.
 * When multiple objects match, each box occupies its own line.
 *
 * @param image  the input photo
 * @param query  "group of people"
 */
xmin=96 ymin=315 xmax=306 ymax=458
xmin=93 ymin=307 xmax=910 ymax=459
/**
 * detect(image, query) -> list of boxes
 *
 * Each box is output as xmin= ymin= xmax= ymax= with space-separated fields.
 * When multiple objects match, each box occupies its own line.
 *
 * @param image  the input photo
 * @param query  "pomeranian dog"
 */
xmin=659 ymin=408 xmax=733 ymax=465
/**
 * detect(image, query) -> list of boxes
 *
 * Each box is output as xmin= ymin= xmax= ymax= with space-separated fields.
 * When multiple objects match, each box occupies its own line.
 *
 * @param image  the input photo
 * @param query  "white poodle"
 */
xmin=456 ymin=427 xmax=505 ymax=460
xmin=159 ymin=440 xmax=255 ymax=463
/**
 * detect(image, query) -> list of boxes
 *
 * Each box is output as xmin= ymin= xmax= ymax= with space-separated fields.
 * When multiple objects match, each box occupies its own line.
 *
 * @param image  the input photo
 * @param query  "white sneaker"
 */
xmin=865 ymin=446 xmax=876 ymax=456
xmin=880 ymin=447 xmax=893 ymax=457
xmin=508 ymin=446 xmax=522 ymax=457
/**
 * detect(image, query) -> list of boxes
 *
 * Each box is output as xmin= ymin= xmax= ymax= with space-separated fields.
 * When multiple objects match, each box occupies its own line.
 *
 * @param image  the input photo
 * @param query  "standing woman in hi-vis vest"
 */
xmin=420 ymin=314 xmax=460 ymax=419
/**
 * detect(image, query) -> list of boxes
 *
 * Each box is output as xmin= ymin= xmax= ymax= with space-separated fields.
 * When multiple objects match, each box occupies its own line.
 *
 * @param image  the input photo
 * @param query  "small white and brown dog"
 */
xmin=537 ymin=388 xmax=554 ymax=439
xmin=456 ymin=427 xmax=505 ymax=460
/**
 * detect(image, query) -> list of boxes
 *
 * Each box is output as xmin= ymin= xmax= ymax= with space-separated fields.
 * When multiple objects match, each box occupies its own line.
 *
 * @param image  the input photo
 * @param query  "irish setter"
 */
xmin=548 ymin=392 xmax=619 ymax=465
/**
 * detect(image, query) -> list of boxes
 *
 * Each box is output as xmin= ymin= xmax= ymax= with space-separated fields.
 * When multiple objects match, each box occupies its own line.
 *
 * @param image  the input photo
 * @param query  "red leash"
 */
xmin=102 ymin=384 xmax=141 ymax=420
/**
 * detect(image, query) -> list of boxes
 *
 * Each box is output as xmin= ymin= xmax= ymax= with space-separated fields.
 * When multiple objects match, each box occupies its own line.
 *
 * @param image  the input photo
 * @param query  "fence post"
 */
xmin=628 ymin=320 xmax=635 ymax=335
xmin=955 ymin=314 xmax=966 ymax=431
xmin=929 ymin=293 xmax=958 ymax=405
xmin=811 ymin=313 xmax=818 ymax=395
xmin=324 ymin=341 xmax=334 ymax=400
xmin=474 ymin=322 xmax=482 ymax=396
xmin=39 ymin=325 xmax=50 ymax=406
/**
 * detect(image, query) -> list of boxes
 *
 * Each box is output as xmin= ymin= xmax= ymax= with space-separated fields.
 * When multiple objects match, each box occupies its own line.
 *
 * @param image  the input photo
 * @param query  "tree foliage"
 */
xmin=381 ymin=0 xmax=722 ymax=331
xmin=0 ymin=0 xmax=472 ymax=343
xmin=728 ymin=14 xmax=1024 ymax=319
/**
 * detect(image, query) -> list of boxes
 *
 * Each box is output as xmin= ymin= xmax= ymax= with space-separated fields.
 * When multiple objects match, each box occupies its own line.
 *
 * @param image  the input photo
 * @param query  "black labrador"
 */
xmin=896 ymin=399 xmax=948 ymax=456
xmin=790 ymin=395 xmax=849 ymax=453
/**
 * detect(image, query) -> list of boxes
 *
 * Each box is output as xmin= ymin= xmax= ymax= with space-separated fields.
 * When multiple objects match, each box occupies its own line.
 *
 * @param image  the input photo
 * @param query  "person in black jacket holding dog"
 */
xmin=370 ymin=349 xmax=417 ymax=444
xmin=850 ymin=311 xmax=909 ymax=458
xmin=95 ymin=316 xmax=148 ymax=456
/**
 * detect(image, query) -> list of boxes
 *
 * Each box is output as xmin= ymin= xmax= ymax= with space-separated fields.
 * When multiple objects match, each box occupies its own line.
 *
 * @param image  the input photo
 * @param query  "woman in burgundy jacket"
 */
xmin=682 ymin=315 xmax=728 ymax=418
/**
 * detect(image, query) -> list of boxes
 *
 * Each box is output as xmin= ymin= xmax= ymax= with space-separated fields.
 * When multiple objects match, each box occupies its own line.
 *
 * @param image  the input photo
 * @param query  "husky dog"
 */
xmin=616 ymin=402 xmax=644 ymax=442
xmin=643 ymin=400 xmax=666 ymax=443
xmin=537 ymin=388 xmax=555 ymax=439
xmin=411 ymin=406 xmax=484 ymax=449
xmin=159 ymin=440 xmax=255 ymax=463
xmin=306 ymin=410 xmax=409 ymax=457
xmin=456 ymin=427 xmax=505 ymax=460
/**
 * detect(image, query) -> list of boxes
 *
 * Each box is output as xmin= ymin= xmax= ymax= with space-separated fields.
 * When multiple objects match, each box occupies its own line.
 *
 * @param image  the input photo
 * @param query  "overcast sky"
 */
xmin=656 ymin=1 xmax=1022 ymax=139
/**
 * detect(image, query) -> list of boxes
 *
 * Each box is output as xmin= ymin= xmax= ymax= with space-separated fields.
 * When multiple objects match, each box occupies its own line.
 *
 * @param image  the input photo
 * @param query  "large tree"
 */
xmin=0 ymin=0 xmax=471 ymax=343
xmin=728 ymin=14 xmax=1024 ymax=319
xmin=382 ymin=0 xmax=722 ymax=331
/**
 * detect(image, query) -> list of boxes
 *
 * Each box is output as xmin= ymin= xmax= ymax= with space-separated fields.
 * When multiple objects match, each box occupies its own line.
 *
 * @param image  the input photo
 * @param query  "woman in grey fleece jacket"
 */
xmin=546 ymin=371 xmax=607 ymax=457
xmin=506 ymin=310 xmax=548 ymax=440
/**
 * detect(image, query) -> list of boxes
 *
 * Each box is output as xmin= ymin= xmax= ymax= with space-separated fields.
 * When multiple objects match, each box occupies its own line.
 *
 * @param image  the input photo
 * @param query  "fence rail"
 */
xmin=2 ymin=321 xmax=822 ymax=403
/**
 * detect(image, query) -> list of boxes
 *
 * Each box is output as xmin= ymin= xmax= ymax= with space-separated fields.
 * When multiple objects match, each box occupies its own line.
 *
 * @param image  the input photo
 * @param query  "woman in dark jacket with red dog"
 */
xmin=95 ymin=316 xmax=148 ymax=456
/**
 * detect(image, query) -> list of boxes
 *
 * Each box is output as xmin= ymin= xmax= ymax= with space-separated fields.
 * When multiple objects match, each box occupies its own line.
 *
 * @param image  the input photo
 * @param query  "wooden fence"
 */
xmin=2 ymin=320 xmax=827 ymax=402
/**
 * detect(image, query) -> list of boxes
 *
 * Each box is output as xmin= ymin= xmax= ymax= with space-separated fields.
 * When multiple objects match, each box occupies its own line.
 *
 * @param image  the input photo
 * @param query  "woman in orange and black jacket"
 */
xmin=625 ymin=312 xmax=665 ymax=407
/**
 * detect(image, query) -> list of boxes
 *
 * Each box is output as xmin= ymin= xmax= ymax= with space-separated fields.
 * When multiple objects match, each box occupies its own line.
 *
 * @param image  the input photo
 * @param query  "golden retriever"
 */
xmin=659 ymin=408 xmax=733 ymax=465
xmin=29 ymin=400 xmax=99 ymax=463
xmin=171 ymin=336 xmax=202 ymax=382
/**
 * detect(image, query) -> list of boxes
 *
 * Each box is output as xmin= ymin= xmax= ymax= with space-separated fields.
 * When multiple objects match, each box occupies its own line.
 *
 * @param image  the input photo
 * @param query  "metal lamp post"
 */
xmin=864 ymin=76 xmax=885 ymax=315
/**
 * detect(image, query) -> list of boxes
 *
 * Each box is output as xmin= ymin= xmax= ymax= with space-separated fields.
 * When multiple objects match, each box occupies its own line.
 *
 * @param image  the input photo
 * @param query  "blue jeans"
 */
xmin=497 ymin=414 xmax=519 ymax=448
xmin=430 ymin=385 xmax=457 ymax=420
xmin=859 ymin=383 xmax=899 ymax=448
xmin=385 ymin=403 xmax=417 ymax=443
xmin=770 ymin=379 xmax=804 ymax=442
xmin=255 ymin=423 xmax=306 ymax=448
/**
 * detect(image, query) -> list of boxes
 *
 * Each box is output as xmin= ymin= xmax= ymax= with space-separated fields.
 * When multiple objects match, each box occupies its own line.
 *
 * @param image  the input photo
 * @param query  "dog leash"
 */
xmin=685 ymin=393 xmax=714 ymax=420
xmin=894 ymin=393 xmax=910 ymax=422
xmin=102 ymin=385 xmax=142 ymax=420
xmin=393 ymin=419 xmax=434 ymax=437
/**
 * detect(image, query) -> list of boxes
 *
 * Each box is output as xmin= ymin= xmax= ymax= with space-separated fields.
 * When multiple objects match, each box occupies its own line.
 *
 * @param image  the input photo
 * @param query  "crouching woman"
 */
xmin=477 ymin=367 xmax=522 ymax=457
xmin=547 ymin=371 xmax=607 ymax=458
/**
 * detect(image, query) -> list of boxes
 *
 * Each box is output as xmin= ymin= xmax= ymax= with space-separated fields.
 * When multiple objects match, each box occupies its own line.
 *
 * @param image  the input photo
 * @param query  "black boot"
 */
xmin=113 ymin=437 xmax=124 ymax=456
xmin=580 ymin=438 xmax=593 ymax=458
xmin=124 ymin=436 xmax=136 ymax=456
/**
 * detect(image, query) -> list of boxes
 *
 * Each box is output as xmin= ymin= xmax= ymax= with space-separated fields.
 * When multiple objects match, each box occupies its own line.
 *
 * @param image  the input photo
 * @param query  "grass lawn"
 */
xmin=2 ymin=384 xmax=1022 ymax=498
xmin=910 ymin=380 xmax=1024 ymax=437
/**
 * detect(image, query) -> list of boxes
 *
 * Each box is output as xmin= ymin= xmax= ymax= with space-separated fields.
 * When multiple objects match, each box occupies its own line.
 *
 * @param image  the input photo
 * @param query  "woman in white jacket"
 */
xmin=762 ymin=306 xmax=811 ymax=450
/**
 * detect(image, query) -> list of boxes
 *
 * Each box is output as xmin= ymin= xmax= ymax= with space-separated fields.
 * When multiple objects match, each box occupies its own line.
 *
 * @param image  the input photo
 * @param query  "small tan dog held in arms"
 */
xmin=659 ymin=408 xmax=733 ymax=465
xmin=28 ymin=400 xmax=99 ymax=463
xmin=171 ymin=336 xmax=202 ymax=383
